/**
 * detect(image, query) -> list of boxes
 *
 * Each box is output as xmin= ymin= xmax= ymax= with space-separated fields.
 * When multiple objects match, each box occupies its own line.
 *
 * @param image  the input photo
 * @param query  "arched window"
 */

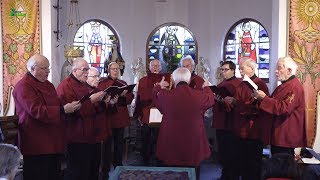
xmin=146 ymin=22 xmax=198 ymax=73
xmin=73 ymin=19 xmax=119 ymax=76
xmin=224 ymin=18 xmax=270 ymax=82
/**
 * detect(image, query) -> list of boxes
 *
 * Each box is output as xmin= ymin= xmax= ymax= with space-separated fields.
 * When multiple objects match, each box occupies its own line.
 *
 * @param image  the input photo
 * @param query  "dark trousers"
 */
xmin=101 ymin=128 xmax=124 ymax=178
xmin=271 ymin=145 xmax=294 ymax=156
xmin=64 ymin=143 xmax=100 ymax=180
xmin=238 ymin=138 xmax=263 ymax=180
xmin=141 ymin=124 xmax=159 ymax=166
xmin=23 ymin=154 xmax=62 ymax=180
xmin=216 ymin=130 xmax=239 ymax=180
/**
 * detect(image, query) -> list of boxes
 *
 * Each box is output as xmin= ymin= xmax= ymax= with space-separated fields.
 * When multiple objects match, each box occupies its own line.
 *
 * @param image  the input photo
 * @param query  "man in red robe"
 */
xmin=211 ymin=61 xmax=241 ymax=180
xmin=254 ymin=56 xmax=307 ymax=155
xmin=179 ymin=55 xmax=204 ymax=89
xmin=152 ymin=67 xmax=214 ymax=179
xmin=86 ymin=67 xmax=113 ymax=179
xmin=56 ymin=58 xmax=107 ymax=180
xmin=134 ymin=59 xmax=171 ymax=165
xmin=233 ymin=57 xmax=271 ymax=180
xmin=98 ymin=62 xmax=133 ymax=176
xmin=13 ymin=54 xmax=81 ymax=180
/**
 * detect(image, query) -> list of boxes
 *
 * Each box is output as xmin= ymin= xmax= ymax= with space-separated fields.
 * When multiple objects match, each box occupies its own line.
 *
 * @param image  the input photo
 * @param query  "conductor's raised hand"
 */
xmin=158 ymin=76 xmax=169 ymax=89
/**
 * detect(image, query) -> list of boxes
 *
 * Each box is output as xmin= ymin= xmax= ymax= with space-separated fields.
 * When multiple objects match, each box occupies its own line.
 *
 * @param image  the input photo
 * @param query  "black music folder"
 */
xmin=79 ymin=89 xmax=97 ymax=103
xmin=104 ymin=84 xmax=136 ymax=98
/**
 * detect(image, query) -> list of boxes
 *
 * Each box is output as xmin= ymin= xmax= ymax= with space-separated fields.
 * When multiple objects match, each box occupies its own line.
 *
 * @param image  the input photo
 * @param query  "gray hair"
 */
xmin=278 ymin=56 xmax=298 ymax=75
xmin=26 ymin=54 xmax=48 ymax=71
xmin=149 ymin=59 xmax=161 ymax=69
xmin=0 ymin=144 xmax=22 ymax=177
xmin=26 ymin=57 xmax=37 ymax=71
xmin=172 ymin=67 xmax=191 ymax=85
xmin=240 ymin=57 xmax=256 ymax=70
xmin=179 ymin=55 xmax=195 ymax=67
xmin=72 ymin=57 xmax=87 ymax=70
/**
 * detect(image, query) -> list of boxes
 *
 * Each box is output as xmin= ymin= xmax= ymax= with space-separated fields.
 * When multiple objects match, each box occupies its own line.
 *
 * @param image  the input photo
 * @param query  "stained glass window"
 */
xmin=147 ymin=23 xmax=197 ymax=73
xmin=224 ymin=19 xmax=270 ymax=82
xmin=73 ymin=19 xmax=119 ymax=76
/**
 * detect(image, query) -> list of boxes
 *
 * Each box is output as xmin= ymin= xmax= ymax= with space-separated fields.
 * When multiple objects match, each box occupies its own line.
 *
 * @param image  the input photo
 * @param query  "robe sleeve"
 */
xmin=259 ymin=86 xmax=302 ymax=116
xmin=200 ymin=87 xmax=215 ymax=112
xmin=14 ymin=82 xmax=60 ymax=124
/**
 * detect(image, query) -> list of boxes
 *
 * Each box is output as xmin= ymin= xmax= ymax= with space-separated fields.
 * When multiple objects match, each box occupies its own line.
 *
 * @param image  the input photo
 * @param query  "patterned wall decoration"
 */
xmin=1 ymin=0 xmax=40 ymax=115
xmin=289 ymin=0 xmax=320 ymax=147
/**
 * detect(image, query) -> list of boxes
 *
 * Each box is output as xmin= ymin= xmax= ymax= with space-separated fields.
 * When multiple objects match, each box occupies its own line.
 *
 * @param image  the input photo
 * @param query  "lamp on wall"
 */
xmin=64 ymin=0 xmax=83 ymax=60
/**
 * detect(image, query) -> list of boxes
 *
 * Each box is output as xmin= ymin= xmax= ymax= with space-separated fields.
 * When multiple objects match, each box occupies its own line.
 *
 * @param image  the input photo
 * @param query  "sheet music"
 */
xmin=243 ymin=74 xmax=258 ymax=90
xmin=306 ymin=148 xmax=320 ymax=161
xmin=149 ymin=108 xmax=163 ymax=123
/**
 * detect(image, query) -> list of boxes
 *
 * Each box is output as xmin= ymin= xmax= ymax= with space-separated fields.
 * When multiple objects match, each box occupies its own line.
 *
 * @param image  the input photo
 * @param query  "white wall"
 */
xmin=50 ymin=0 xmax=276 ymax=89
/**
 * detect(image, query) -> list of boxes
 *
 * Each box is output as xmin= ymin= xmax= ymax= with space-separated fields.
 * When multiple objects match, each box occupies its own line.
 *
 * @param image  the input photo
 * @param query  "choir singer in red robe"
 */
xmin=13 ymin=54 xmax=81 ymax=180
xmin=253 ymin=56 xmax=307 ymax=156
xmin=179 ymin=55 xmax=204 ymax=89
xmin=152 ymin=67 xmax=214 ymax=179
xmin=134 ymin=59 xmax=171 ymax=165
xmin=57 ymin=58 xmax=107 ymax=180
xmin=232 ymin=57 xmax=271 ymax=180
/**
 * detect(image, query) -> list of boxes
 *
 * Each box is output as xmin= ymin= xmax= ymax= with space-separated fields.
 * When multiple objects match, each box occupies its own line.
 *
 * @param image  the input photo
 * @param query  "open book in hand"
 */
xmin=209 ymin=85 xmax=231 ymax=102
xmin=104 ymin=84 xmax=136 ymax=98
xmin=79 ymin=89 xmax=98 ymax=103
xmin=243 ymin=74 xmax=258 ymax=90
xmin=300 ymin=147 xmax=320 ymax=164
xmin=149 ymin=108 xmax=163 ymax=124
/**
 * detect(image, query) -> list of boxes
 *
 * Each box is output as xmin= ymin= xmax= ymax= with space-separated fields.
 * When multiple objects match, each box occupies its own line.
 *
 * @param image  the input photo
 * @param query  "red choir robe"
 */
xmin=233 ymin=75 xmax=272 ymax=144
xmin=98 ymin=77 xmax=134 ymax=128
xmin=259 ymin=76 xmax=307 ymax=148
xmin=212 ymin=76 xmax=242 ymax=131
xmin=85 ymin=84 xmax=111 ymax=142
xmin=56 ymin=74 xmax=107 ymax=144
xmin=13 ymin=73 xmax=65 ymax=155
xmin=134 ymin=73 xmax=171 ymax=124
xmin=189 ymin=73 xmax=204 ymax=89
xmin=152 ymin=82 xmax=215 ymax=166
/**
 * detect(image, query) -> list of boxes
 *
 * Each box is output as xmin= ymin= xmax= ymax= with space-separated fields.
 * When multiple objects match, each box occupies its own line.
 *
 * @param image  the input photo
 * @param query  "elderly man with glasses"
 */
xmin=57 ymin=58 xmax=107 ymax=180
xmin=13 ymin=54 xmax=81 ymax=180
xmin=97 ymin=62 xmax=134 ymax=178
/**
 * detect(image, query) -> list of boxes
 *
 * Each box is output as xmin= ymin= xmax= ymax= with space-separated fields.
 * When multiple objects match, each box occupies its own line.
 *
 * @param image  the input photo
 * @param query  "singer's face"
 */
xmin=220 ymin=64 xmax=234 ymax=80
xmin=109 ymin=63 xmax=119 ymax=79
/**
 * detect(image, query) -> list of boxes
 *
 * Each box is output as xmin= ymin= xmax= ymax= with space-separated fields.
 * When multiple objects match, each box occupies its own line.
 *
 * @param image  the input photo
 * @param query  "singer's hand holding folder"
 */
xmin=243 ymin=74 xmax=258 ymax=90
xmin=79 ymin=89 xmax=98 ymax=103
xmin=104 ymin=84 xmax=136 ymax=98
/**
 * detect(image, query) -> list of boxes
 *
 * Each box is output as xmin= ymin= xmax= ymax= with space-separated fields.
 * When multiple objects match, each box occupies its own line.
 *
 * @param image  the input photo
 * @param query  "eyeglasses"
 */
xmin=77 ymin=67 xmax=90 ymax=72
xmin=220 ymin=68 xmax=231 ymax=72
xmin=88 ymin=75 xmax=99 ymax=78
xmin=110 ymin=68 xmax=119 ymax=71
xmin=35 ymin=65 xmax=50 ymax=71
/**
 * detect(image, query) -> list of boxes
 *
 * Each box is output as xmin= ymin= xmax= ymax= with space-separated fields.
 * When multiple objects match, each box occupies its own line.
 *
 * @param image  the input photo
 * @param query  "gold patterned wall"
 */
xmin=289 ymin=0 xmax=320 ymax=147
xmin=1 ymin=0 xmax=40 ymax=115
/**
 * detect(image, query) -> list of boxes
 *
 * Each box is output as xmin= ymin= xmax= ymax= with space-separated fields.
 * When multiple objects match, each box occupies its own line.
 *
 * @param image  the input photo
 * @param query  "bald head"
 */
xmin=27 ymin=54 xmax=50 ymax=82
